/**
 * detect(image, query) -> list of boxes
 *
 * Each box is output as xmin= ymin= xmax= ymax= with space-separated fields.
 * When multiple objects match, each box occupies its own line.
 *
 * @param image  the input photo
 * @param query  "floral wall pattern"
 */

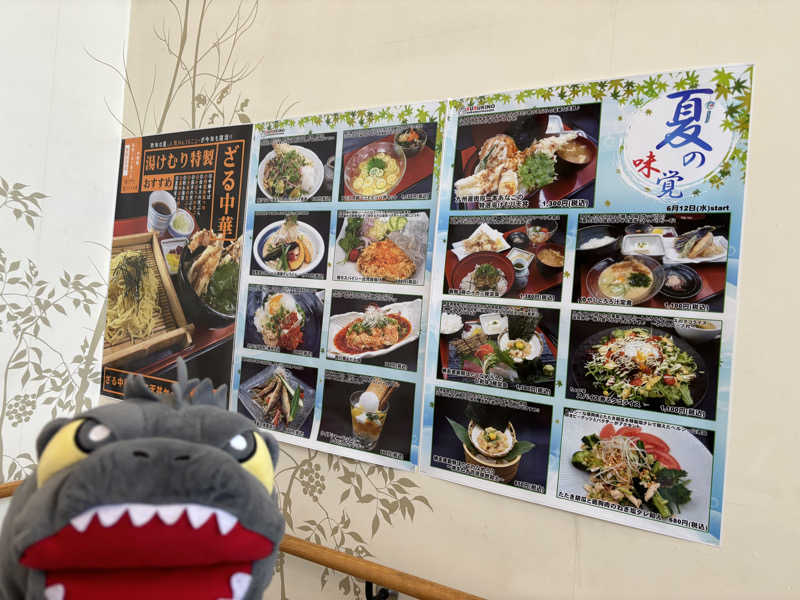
xmin=0 ymin=179 xmax=104 ymax=483
xmin=0 ymin=0 xmax=130 ymax=520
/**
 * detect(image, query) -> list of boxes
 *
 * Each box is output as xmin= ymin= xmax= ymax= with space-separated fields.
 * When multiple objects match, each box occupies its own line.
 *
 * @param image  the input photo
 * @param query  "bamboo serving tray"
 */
xmin=103 ymin=232 xmax=193 ymax=366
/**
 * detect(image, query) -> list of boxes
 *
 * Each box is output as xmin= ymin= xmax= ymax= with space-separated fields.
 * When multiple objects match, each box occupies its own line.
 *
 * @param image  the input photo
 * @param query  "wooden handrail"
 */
xmin=0 ymin=480 xmax=482 ymax=600
xmin=280 ymin=534 xmax=484 ymax=600
xmin=0 ymin=480 xmax=20 ymax=498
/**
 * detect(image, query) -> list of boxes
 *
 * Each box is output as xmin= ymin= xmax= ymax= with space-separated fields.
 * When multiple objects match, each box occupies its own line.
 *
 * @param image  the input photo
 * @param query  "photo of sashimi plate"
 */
xmin=257 ymin=144 xmax=324 ymax=201
xmin=327 ymin=299 xmax=422 ymax=360
xmin=252 ymin=217 xmax=325 ymax=276
xmin=558 ymin=417 xmax=712 ymax=526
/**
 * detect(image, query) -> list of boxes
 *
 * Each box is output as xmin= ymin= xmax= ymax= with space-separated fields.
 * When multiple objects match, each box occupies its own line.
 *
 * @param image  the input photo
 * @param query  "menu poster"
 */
xmin=422 ymin=64 xmax=752 ymax=544
xmin=231 ymin=102 xmax=445 ymax=470
xmin=102 ymin=125 xmax=252 ymax=396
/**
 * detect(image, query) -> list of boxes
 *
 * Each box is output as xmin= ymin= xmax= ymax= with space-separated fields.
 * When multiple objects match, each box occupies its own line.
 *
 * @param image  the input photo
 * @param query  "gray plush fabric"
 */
xmin=0 ymin=360 xmax=285 ymax=600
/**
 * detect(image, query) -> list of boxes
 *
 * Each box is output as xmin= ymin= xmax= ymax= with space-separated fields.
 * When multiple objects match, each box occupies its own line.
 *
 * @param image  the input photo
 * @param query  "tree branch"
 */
xmin=190 ymin=0 xmax=208 ymax=129
xmin=157 ymin=0 xmax=190 ymax=133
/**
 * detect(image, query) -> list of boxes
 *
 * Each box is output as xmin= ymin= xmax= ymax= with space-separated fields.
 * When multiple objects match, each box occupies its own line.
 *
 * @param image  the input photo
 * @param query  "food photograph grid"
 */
xmin=419 ymin=63 xmax=751 ymax=545
xmin=229 ymin=100 xmax=445 ymax=470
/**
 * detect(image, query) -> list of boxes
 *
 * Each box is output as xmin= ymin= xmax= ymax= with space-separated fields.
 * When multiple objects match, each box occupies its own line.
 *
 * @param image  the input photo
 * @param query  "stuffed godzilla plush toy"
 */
xmin=0 ymin=361 xmax=285 ymax=600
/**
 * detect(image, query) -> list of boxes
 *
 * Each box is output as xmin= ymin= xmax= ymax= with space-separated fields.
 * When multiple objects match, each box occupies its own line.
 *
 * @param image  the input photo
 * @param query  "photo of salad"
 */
xmin=255 ymin=133 xmax=336 ymax=202
xmin=558 ymin=409 xmax=713 ymax=529
xmin=334 ymin=210 xmax=429 ymax=285
xmin=585 ymin=328 xmax=700 ymax=407
xmin=571 ymin=425 xmax=691 ymax=518
xmin=567 ymin=313 xmax=720 ymax=420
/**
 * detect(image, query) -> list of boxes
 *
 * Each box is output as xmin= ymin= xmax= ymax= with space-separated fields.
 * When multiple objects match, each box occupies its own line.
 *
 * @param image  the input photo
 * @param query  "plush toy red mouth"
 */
xmin=20 ymin=503 xmax=275 ymax=600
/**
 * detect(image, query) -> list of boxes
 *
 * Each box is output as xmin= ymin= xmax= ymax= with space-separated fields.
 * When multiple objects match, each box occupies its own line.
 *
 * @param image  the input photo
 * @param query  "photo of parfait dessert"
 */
xmin=349 ymin=378 xmax=398 ymax=450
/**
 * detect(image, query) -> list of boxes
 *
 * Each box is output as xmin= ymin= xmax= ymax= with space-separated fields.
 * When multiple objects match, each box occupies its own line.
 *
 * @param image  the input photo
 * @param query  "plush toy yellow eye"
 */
xmin=236 ymin=432 xmax=274 ymax=494
xmin=37 ymin=418 xmax=118 ymax=487
xmin=37 ymin=419 xmax=87 ymax=488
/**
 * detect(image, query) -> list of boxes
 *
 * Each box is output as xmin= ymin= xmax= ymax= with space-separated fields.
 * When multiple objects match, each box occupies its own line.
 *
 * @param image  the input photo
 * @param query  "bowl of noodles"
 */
xmin=343 ymin=141 xmax=406 ymax=199
xmin=586 ymin=255 xmax=665 ymax=306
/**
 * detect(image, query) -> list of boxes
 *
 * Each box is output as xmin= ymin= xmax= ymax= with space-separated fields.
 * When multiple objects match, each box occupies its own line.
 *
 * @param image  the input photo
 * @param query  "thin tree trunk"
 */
xmin=191 ymin=0 xmax=208 ymax=129
xmin=158 ymin=0 xmax=190 ymax=133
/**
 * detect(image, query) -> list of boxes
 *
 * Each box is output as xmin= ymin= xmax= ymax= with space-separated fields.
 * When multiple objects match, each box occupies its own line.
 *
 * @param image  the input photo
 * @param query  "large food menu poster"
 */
xmin=421 ymin=64 xmax=751 ymax=545
xmin=101 ymin=64 xmax=751 ymax=544
xmin=102 ymin=125 xmax=252 ymax=397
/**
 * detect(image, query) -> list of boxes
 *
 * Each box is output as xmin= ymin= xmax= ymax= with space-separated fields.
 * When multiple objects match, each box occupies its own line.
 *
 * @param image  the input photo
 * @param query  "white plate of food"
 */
xmin=663 ymin=227 xmax=728 ymax=264
xmin=558 ymin=418 xmax=712 ymax=526
xmin=258 ymin=144 xmax=324 ymax=201
xmin=451 ymin=223 xmax=510 ymax=260
xmin=252 ymin=217 xmax=325 ymax=275
xmin=333 ymin=213 xmax=428 ymax=285
xmin=327 ymin=299 xmax=422 ymax=360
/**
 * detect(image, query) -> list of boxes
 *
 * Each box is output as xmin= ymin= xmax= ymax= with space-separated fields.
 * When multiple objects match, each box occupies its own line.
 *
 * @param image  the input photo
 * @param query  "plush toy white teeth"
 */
xmin=127 ymin=504 xmax=157 ymax=526
xmin=68 ymin=503 xmax=241 ymax=535
xmin=97 ymin=505 xmax=127 ymax=527
xmin=216 ymin=572 xmax=252 ymax=600
xmin=186 ymin=505 xmax=214 ymax=529
xmin=43 ymin=583 xmax=65 ymax=600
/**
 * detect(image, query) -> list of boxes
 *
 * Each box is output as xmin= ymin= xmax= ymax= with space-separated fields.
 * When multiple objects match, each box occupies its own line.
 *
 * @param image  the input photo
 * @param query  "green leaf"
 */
xmin=446 ymin=416 xmax=477 ymax=454
xmin=289 ymin=386 xmax=300 ymax=420
xmin=338 ymin=576 xmax=350 ymax=595
xmin=345 ymin=531 xmax=365 ymax=543
xmin=413 ymin=495 xmax=432 ymax=510
xmin=396 ymin=477 xmax=417 ymax=488
xmin=371 ymin=514 xmax=379 ymax=536
xmin=505 ymin=440 xmax=536 ymax=460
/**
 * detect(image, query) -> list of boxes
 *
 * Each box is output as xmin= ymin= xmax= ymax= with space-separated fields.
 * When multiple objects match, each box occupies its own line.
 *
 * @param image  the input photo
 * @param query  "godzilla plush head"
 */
xmin=0 ymin=361 xmax=285 ymax=600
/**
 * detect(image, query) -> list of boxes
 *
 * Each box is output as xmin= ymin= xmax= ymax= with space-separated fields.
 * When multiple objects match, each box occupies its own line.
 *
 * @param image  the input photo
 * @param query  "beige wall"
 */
xmin=122 ymin=1 xmax=798 ymax=598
